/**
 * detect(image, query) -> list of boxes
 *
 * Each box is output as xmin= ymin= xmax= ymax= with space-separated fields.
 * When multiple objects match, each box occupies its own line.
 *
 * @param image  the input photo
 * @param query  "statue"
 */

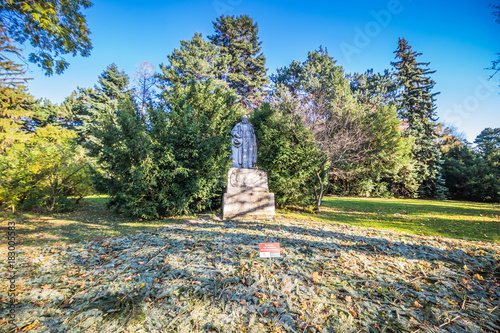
xmin=230 ymin=115 xmax=257 ymax=169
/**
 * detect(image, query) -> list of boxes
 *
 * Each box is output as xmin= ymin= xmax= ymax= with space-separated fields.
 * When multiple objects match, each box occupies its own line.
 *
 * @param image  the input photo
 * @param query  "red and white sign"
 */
xmin=259 ymin=243 xmax=280 ymax=258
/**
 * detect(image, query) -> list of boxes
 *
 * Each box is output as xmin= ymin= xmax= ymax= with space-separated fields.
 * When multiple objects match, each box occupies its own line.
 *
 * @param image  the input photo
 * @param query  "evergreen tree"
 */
xmin=209 ymin=15 xmax=268 ymax=107
xmin=442 ymin=145 xmax=500 ymax=203
xmin=0 ymin=28 xmax=33 ymax=152
xmin=251 ymin=101 xmax=328 ymax=212
xmin=86 ymin=78 xmax=243 ymax=218
xmin=273 ymin=47 xmax=351 ymax=103
xmin=158 ymin=32 xmax=229 ymax=90
xmin=349 ymin=69 xmax=398 ymax=107
xmin=474 ymin=127 xmax=500 ymax=157
xmin=157 ymin=80 xmax=243 ymax=215
xmin=391 ymin=38 xmax=447 ymax=199
xmin=272 ymin=49 xmax=376 ymax=197
xmin=79 ymin=63 xmax=132 ymax=139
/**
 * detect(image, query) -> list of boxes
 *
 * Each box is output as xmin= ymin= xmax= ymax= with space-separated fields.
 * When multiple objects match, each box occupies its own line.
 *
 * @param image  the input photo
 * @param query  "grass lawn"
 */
xmin=282 ymin=196 xmax=500 ymax=243
xmin=1 ymin=195 xmax=499 ymax=332
xmin=0 ymin=195 xmax=185 ymax=247
xmin=2 ymin=195 xmax=498 ymax=248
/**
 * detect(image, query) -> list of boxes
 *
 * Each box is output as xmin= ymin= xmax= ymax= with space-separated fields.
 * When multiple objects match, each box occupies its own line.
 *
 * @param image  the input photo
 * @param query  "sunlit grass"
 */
xmin=279 ymin=196 xmax=500 ymax=243
xmin=2 ymin=195 xmax=499 ymax=247
xmin=0 ymin=195 xmax=183 ymax=247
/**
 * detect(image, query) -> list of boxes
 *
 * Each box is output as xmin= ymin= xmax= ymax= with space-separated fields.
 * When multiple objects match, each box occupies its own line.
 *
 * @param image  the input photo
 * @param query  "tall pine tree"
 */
xmin=392 ymin=38 xmax=447 ymax=199
xmin=158 ymin=32 xmax=230 ymax=90
xmin=209 ymin=15 xmax=268 ymax=108
xmin=78 ymin=63 xmax=132 ymax=139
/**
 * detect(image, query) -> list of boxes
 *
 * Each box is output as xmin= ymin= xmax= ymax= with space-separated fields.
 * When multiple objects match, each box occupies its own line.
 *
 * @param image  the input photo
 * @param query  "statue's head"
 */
xmin=241 ymin=115 xmax=248 ymax=124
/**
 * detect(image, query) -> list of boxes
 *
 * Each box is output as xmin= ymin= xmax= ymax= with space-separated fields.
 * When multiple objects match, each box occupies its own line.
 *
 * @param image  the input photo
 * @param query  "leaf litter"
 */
xmin=1 ymin=217 xmax=499 ymax=332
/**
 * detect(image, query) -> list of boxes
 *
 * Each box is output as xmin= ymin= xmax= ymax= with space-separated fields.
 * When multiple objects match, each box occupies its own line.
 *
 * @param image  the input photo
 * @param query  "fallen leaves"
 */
xmin=3 ymin=217 xmax=499 ymax=332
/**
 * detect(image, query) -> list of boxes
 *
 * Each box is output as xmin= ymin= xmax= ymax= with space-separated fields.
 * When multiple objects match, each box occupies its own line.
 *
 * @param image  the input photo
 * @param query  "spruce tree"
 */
xmin=392 ymin=38 xmax=447 ymax=199
xmin=78 ymin=64 xmax=132 ymax=139
xmin=209 ymin=15 xmax=268 ymax=108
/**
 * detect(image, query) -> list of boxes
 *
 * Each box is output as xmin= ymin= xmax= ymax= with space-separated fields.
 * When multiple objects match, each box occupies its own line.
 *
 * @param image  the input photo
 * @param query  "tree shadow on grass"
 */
xmin=284 ymin=197 xmax=500 ymax=243
xmin=8 ymin=218 xmax=498 ymax=332
xmin=0 ymin=198 xmax=181 ymax=247
xmin=322 ymin=196 xmax=500 ymax=217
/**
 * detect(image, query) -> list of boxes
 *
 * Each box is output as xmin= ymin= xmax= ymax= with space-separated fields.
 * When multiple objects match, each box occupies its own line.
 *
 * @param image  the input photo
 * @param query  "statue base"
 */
xmin=222 ymin=168 xmax=275 ymax=220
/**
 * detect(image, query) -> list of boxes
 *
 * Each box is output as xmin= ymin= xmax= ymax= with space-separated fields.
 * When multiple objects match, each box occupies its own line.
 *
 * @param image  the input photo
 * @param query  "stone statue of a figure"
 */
xmin=230 ymin=115 xmax=257 ymax=169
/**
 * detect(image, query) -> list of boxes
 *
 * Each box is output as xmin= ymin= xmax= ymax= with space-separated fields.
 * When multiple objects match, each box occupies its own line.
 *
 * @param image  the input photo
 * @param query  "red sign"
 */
xmin=259 ymin=243 xmax=280 ymax=258
xmin=260 ymin=243 xmax=280 ymax=252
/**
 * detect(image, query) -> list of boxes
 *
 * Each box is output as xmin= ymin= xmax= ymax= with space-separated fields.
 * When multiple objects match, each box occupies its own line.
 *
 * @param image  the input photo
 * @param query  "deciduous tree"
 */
xmin=0 ymin=0 xmax=93 ymax=75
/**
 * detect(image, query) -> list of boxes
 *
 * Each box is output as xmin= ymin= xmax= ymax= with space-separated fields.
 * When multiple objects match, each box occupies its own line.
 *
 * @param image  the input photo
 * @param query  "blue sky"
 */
xmin=24 ymin=0 xmax=500 ymax=141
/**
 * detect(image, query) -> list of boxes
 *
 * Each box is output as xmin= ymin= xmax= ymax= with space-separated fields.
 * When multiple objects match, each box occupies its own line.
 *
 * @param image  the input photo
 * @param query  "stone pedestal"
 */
xmin=222 ymin=168 xmax=275 ymax=220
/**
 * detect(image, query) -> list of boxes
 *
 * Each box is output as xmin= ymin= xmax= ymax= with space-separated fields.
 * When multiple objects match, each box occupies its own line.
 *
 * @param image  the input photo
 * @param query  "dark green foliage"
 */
xmin=392 ymin=38 xmax=447 ymax=199
xmin=158 ymin=32 xmax=229 ymax=89
xmin=272 ymin=46 xmax=351 ymax=102
xmin=156 ymin=80 xmax=243 ymax=215
xmin=87 ymin=97 xmax=158 ymax=217
xmin=442 ymin=145 xmax=500 ymax=203
xmin=272 ymin=48 xmax=415 ymax=200
xmin=251 ymin=102 xmax=327 ymax=210
xmin=349 ymin=69 xmax=398 ymax=107
xmin=474 ymin=127 xmax=500 ymax=157
xmin=86 ymin=77 xmax=243 ymax=219
xmin=79 ymin=63 xmax=132 ymax=139
xmin=209 ymin=15 xmax=268 ymax=107
xmin=0 ymin=0 xmax=93 ymax=75
xmin=331 ymin=105 xmax=415 ymax=198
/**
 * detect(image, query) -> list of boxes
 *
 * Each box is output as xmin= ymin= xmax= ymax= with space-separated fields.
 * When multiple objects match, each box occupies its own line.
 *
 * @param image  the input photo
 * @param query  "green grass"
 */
xmin=2 ymin=195 xmax=499 ymax=247
xmin=0 ymin=195 xmax=189 ymax=247
xmin=280 ymin=196 xmax=500 ymax=243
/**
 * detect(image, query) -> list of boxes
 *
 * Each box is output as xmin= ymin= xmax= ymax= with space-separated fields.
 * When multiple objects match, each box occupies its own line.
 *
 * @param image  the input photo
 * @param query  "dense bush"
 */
xmin=443 ymin=145 xmax=500 ymax=203
xmin=0 ymin=125 xmax=92 ymax=212
xmin=86 ymin=80 xmax=243 ymax=218
xmin=251 ymin=103 xmax=327 ymax=211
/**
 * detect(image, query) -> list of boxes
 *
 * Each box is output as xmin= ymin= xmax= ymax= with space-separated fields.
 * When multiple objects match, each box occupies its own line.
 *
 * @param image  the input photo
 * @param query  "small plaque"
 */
xmin=259 ymin=243 xmax=280 ymax=258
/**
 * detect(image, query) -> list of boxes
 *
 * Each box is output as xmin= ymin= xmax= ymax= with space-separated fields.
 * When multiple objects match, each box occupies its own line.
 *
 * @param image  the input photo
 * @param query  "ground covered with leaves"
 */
xmin=2 ymin=215 xmax=499 ymax=332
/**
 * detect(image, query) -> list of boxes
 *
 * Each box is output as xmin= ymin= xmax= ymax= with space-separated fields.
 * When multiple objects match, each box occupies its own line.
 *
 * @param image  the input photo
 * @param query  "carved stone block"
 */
xmin=222 ymin=168 xmax=275 ymax=220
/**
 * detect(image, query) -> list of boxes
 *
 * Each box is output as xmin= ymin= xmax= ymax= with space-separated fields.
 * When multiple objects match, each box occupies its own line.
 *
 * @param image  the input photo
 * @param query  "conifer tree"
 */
xmin=0 ymin=28 xmax=33 ymax=152
xmin=391 ymin=38 xmax=447 ymax=199
xmin=158 ymin=32 xmax=229 ymax=89
xmin=78 ymin=64 xmax=132 ymax=138
xmin=209 ymin=15 xmax=268 ymax=107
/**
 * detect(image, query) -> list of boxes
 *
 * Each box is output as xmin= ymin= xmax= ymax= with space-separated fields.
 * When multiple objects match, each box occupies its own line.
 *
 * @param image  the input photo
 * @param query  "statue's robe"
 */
xmin=230 ymin=122 xmax=257 ymax=169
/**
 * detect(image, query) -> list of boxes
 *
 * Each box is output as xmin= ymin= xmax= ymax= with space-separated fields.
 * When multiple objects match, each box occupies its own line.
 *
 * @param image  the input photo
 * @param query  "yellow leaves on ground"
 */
xmin=22 ymin=320 xmax=39 ymax=331
xmin=312 ymin=271 xmax=321 ymax=283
